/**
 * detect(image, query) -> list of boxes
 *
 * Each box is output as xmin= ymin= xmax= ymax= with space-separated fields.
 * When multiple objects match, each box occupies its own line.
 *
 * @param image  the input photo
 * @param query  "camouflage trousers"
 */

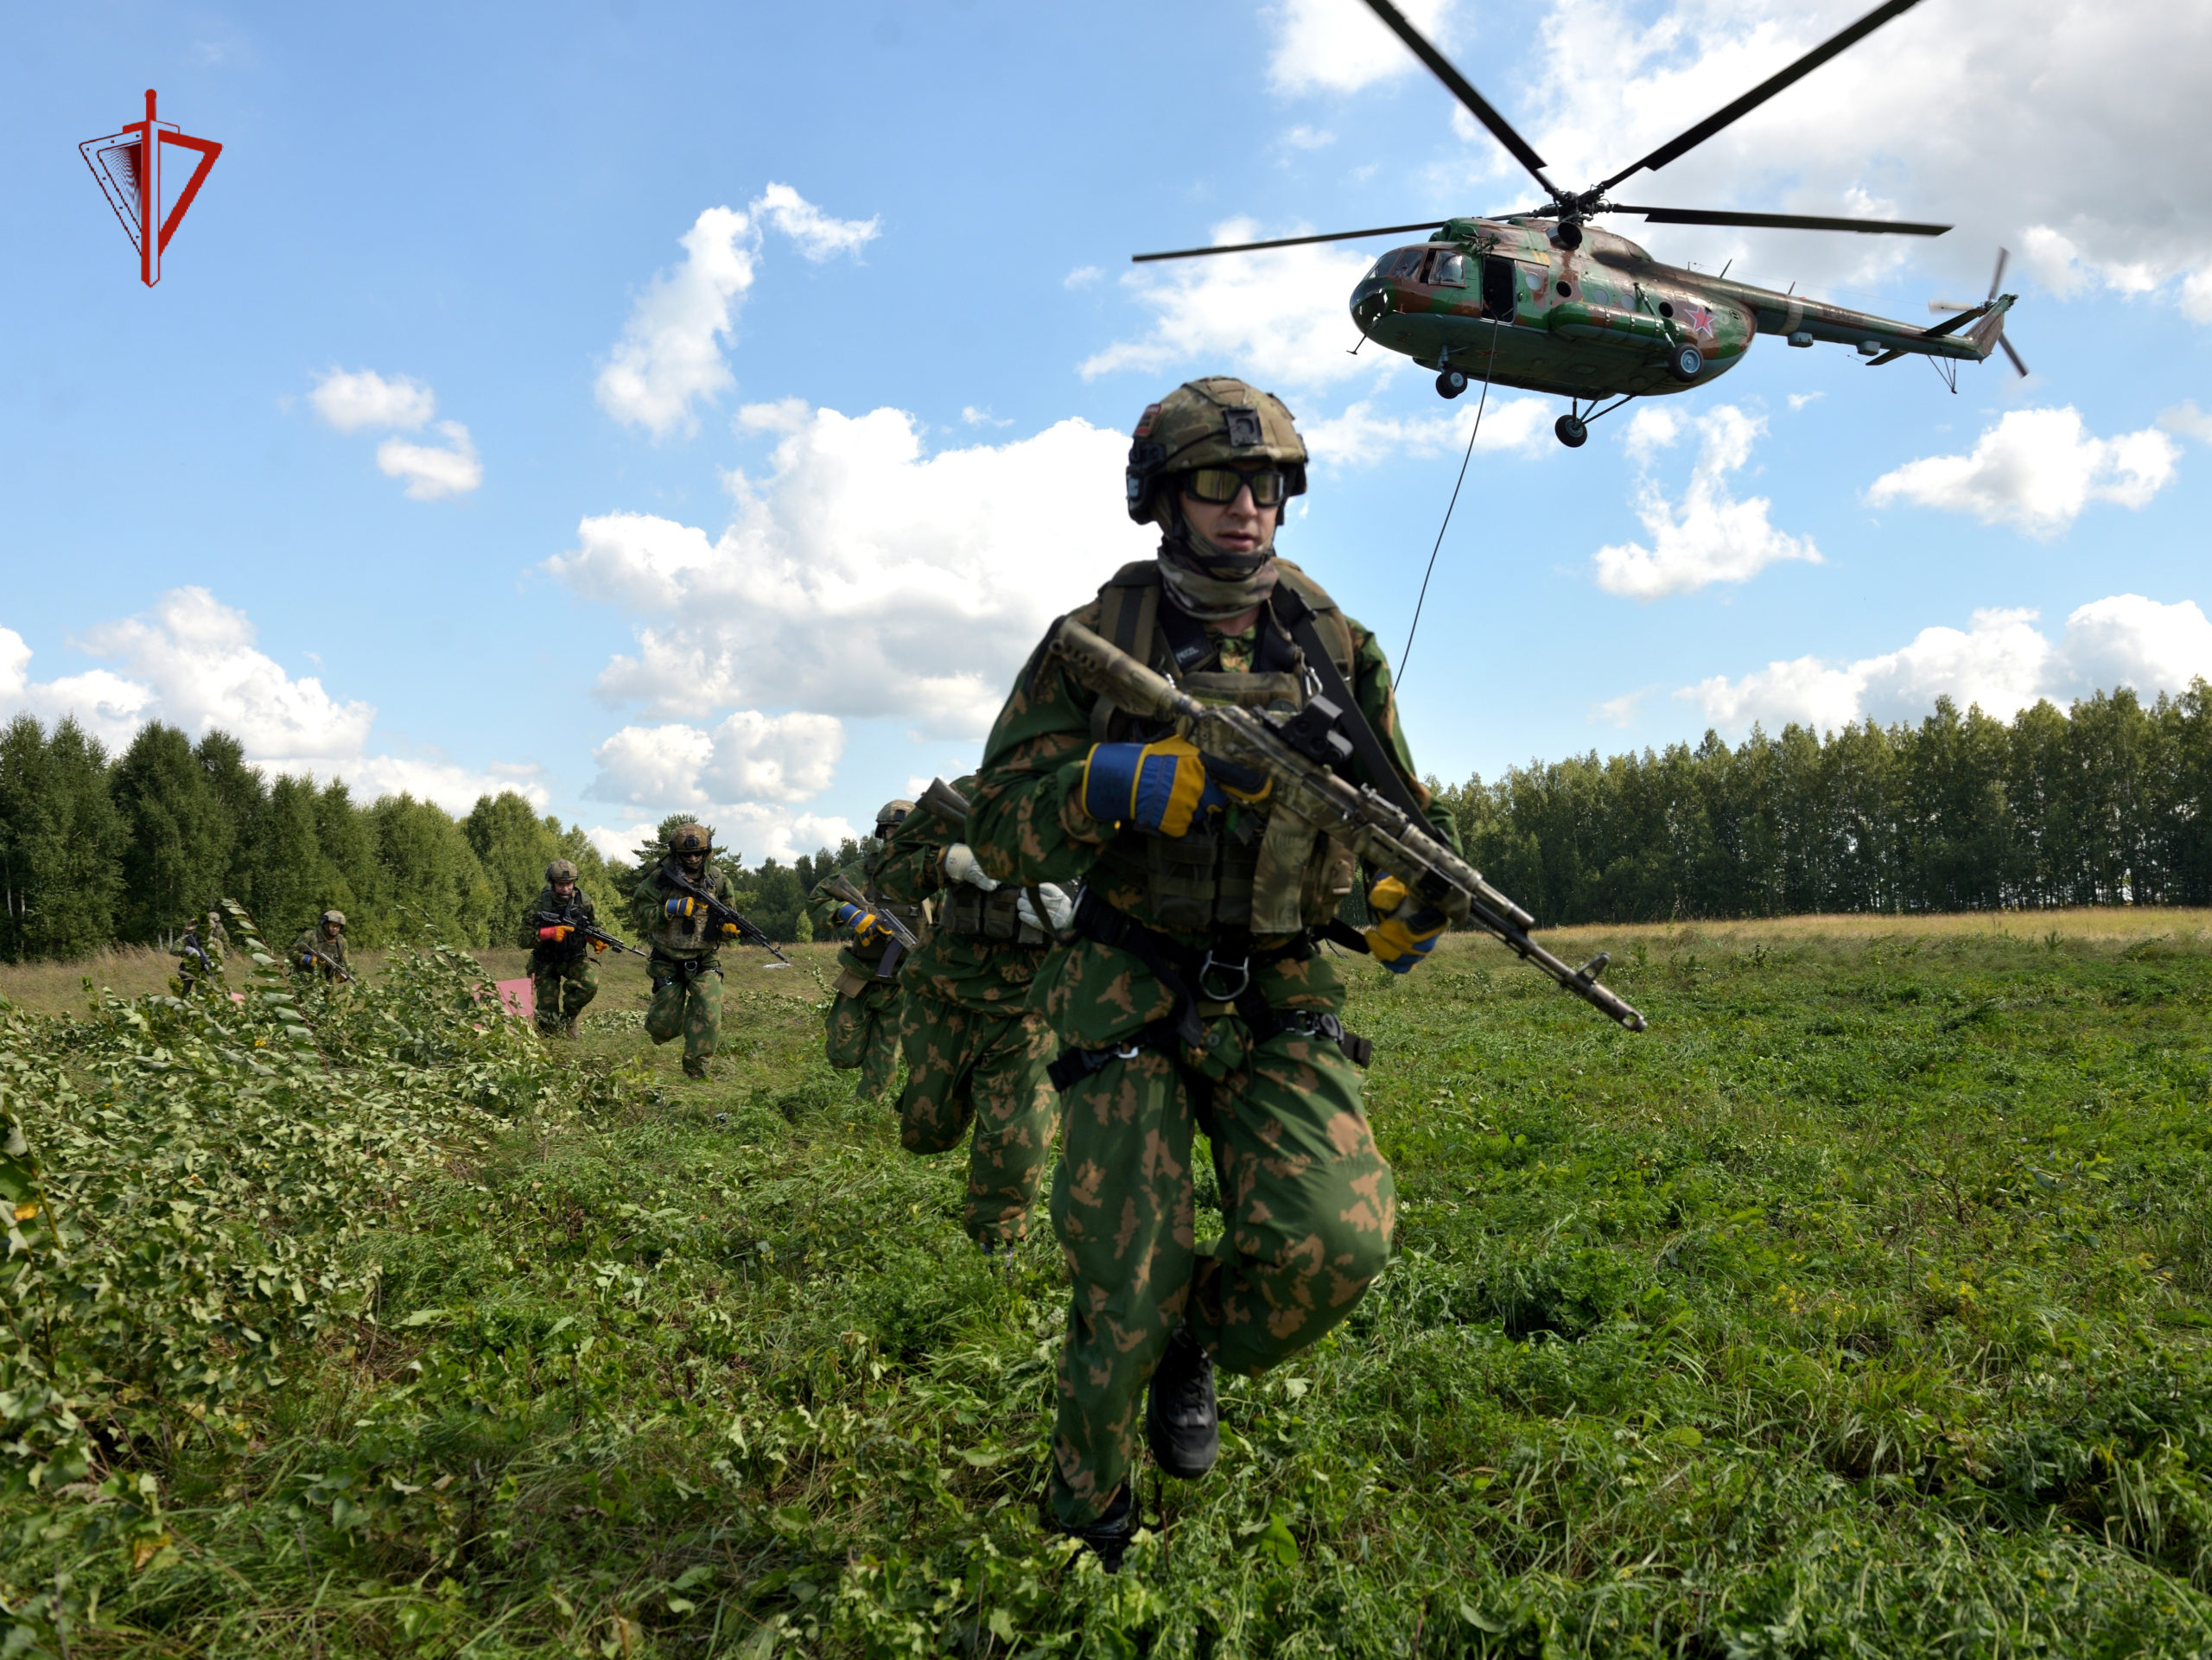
xmin=645 ymin=957 xmax=722 ymax=1077
xmin=1046 ymin=1017 xmax=1394 ymax=1527
xmin=895 ymin=989 xmax=1058 ymax=1248
xmin=531 ymin=954 xmax=599 ymax=1034
xmin=825 ymin=975 xmax=902 ymax=1100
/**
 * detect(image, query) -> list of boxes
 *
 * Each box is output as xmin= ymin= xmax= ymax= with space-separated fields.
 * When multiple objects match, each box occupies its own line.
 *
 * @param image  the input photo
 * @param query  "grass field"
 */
xmin=7 ymin=911 xmax=2212 ymax=1656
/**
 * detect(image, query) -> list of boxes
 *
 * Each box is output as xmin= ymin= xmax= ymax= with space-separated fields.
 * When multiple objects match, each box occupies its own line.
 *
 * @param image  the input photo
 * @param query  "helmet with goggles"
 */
xmin=1124 ymin=377 xmax=1307 ymax=526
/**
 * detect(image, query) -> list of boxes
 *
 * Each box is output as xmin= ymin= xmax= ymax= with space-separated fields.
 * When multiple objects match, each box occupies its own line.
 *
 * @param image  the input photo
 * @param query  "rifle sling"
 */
xmin=1266 ymin=582 xmax=1433 ymax=828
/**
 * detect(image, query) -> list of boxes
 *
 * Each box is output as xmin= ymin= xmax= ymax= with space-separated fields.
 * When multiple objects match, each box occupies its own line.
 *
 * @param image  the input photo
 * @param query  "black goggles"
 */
xmin=1179 ymin=465 xmax=1289 ymax=506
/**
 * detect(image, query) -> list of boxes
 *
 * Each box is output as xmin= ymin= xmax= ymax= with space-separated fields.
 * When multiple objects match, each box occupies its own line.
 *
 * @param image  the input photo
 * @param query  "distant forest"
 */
xmin=4 ymin=682 xmax=2208 ymax=962
xmin=1437 ymin=684 xmax=2212 ymax=925
xmin=0 ymin=716 xmax=863 ymax=963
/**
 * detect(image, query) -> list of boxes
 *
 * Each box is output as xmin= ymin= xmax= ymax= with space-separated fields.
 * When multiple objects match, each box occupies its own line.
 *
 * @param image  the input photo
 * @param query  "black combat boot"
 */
xmin=1058 ymin=1484 xmax=1134 ymax=1574
xmin=1146 ymin=1325 xmax=1219 ymax=1479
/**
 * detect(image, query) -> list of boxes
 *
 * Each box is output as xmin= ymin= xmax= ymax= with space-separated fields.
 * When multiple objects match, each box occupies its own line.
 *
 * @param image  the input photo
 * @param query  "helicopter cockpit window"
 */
xmin=1388 ymin=248 xmax=1424 ymax=280
xmin=1427 ymin=251 xmax=1468 ymax=287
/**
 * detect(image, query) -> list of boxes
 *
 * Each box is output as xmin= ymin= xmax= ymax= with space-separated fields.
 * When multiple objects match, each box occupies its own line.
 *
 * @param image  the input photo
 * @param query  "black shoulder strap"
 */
xmin=1268 ymin=583 xmax=1430 ymax=824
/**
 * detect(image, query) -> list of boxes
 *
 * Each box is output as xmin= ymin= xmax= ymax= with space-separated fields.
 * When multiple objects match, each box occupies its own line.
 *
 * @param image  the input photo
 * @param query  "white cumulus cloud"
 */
xmin=375 ymin=421 xmax=482 ymax=499
xmin=1592 ymin=405 xmax=1819 ymax=600
xmin=588 ymin=710 xmax=844 ymax=809
xmin=1679 ymin=595 xmax=2212 ymax=734
xmin=548 ymin=404 xmax=1153 ymax=738
xmin=309 ymin=368 xmax=435 ymax=432
xmin=1866 ymin=408 xmax=2178 ymax=537
xmin=596 ymin=189 xmax=878 ymax=440
xmin=1301 ymin=392 xmax=1552 ymax=467
xmin=1269 ymin=0 xmax=1460 ymax=95
xmin=0 ymin=589 xmax=539 ymax=811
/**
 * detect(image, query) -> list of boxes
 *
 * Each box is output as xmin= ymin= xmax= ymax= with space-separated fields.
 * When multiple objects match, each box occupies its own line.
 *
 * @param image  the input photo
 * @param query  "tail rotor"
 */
xmin=1930 ymin=247 xmax=2027 ymax=376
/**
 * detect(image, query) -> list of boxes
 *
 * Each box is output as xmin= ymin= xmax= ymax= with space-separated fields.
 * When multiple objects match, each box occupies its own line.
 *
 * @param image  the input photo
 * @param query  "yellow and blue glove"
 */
xmin=834 ymin=902 xmax=892 ymax=945
xmin=1362 ymin=875 xmax=1448 ymax=975
xmin=1080 ymin=735 xmax=1231 ymax=836
xmin=664 ymin=896 xmax=702 ymax=919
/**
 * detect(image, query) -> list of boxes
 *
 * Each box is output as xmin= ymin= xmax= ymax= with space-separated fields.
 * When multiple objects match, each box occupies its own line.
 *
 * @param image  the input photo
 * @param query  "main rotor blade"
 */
xmin=1359 ymin=0 xmax=1557 ymax=194
xmin=1132 ymin=220 xmax=1446 ymax=263
xmin=1999 ymin=334 xmax=2029 ymax=377
xmin=1612 ymin=205 xmax=1949 ymax=235
xmin=1594 ymin=0 xmax=1929 ymax=190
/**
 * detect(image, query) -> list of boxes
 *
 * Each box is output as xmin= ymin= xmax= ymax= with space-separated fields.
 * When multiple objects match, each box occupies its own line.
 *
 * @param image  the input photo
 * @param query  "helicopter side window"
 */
xmin=1388 ymin=248 xmax=1424 ymax=280
xmin=1427 ymin=251 xmax=1467 ymax=287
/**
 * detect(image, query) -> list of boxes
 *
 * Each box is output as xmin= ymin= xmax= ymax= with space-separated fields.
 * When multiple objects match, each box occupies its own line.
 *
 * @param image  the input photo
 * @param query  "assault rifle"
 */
xmin=298 ymin=939 xmax=357 ymax=984
xmin=658 ymin=868 xmax=791 ymax=964
xmin=918 ymin=775 xmax=972 ymax=827
xmin=823 ymin=872 xmax=918 ymax=979
xmin=531 ymin=911 xmax=650 ymax=959
xmin=1046 ymin=617 xmax=1649 ymax=1033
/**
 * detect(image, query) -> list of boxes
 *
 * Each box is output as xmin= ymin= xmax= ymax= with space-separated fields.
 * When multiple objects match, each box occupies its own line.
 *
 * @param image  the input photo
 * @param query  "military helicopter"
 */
xmin=1134 ymin=0 xmax=2024 ymax=448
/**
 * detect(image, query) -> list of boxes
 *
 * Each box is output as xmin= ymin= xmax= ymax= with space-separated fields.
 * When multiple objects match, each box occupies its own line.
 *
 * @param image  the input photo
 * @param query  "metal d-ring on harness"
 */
xmin=1042 ymin=889 xmax=1374 ymax=1093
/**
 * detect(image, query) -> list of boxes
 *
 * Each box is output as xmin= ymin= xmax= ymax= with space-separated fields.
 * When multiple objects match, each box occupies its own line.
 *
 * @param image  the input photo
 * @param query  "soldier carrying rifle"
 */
xmin=804 ymin=799 xmax=920 ymax=1102
xmin=632 ymin=823 xmax=750 ymax=1080
xmin=518 ymin=858 xmax=603 ymax=1037
xmin=289 ymin=909 xmax=353 ymax=987
xmin=969 ymin=377 xmax=1470 ymax=1569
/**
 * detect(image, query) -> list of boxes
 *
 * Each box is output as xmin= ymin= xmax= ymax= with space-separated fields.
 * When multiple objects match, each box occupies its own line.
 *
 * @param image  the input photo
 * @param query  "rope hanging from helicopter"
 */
xmin=1397 ymin=322 xmax=1499 ymax=686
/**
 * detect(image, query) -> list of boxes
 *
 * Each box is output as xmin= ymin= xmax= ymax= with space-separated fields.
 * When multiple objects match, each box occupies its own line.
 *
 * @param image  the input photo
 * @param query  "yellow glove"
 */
xmin=1362 ymin=875 xmax=1447 ymax=975
xmin=720 ymin=920 xmax=742 ymax=937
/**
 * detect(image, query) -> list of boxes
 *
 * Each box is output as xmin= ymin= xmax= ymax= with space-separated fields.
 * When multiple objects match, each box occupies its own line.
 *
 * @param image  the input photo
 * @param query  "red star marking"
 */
xmin=1682 ymin=303 xmax=1716 ymax=336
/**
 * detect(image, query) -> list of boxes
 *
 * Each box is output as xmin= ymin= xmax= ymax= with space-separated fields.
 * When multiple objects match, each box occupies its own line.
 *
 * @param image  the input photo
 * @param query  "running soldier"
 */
xmin=872 ymin=777 xmax=1072 ymax=1260
xmin=631 ymin=824 xmax=743 ymax=1080
xmin=518 ymin=857 xmax=600 ymax=1036
xmin=804 ymin=800 xmax=918 ymax=1101
xmin=970 ymin=377 xmax=1462 ymax=1568
xmin=290 ymin=910 xmax=351 ymax=986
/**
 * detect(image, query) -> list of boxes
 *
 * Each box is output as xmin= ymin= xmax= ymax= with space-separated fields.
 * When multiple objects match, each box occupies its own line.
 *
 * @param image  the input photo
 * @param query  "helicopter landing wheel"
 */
xmin=1665 ymin=343 xmax=1704 ymax=382
xmin=1554 ymin=413 xmax=1589 ymax=448
xmin=1435 ymin=366 xmax=1468 ymax=399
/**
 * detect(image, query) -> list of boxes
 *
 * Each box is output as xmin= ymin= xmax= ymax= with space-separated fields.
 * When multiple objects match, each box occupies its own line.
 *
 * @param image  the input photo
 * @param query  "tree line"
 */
xmin=1436 ymin=684 xmax=2212 ymax=925
xmin=0 ymin=717 xmax=868 ymax=962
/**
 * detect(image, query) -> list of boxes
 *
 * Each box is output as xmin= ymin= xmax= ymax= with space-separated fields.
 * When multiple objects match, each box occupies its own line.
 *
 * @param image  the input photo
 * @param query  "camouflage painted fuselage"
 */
xmin=1352 ymin=216 xmax=2008 ymax=400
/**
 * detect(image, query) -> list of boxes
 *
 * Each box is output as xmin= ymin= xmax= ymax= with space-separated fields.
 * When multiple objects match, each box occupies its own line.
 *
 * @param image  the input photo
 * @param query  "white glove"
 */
xmin=942 ymin=843 xmax=998 ymax=891
xmin=1016 ymin=882 xmax=1074 ymax=934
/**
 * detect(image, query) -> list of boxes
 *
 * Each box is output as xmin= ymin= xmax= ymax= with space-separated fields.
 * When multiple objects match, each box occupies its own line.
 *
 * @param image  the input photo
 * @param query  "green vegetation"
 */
xmin=6 ymin=910 xmax=2212 ymax=1656
xmin=1443 ymin=683 xmax=2212 ymax=921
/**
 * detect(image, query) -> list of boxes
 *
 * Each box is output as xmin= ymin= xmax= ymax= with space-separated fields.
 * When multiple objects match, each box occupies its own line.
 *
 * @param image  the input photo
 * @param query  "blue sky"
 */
xmin=3 ymin=0 xmax=2207 ymax=861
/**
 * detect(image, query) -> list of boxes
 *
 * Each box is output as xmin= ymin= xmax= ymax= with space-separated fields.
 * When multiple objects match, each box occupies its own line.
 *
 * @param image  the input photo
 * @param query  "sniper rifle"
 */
xmin=823 ymin=871 xmax=918 ymax=980
xmin=658 ymin=868 xmax=791 ymax=964
xmin=531 ymin=910 xmax=651 ymax=959
xmin=1045 ymin=616 xmax=1648 ymax=1033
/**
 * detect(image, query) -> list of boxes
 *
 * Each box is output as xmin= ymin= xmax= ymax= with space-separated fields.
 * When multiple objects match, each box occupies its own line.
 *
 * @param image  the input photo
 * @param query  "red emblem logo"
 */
xmin=1681 ymin=302 xmax=1716 ymax=337
xmin=80 ymin=90 xmax=222 ymax=288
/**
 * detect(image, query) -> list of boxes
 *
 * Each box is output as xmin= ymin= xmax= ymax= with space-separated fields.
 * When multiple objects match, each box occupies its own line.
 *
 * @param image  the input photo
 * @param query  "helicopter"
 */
xmin=1134 ymin=0 xmax=2024 ymax=449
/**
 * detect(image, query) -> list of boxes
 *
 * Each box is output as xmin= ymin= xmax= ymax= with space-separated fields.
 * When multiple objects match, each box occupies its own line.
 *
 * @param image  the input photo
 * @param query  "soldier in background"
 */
xmin=518 ymin=857 xmax=600 ymax=1037
xmin=290 ymin=910 xmax=350 ymax=986
xmin=804 ymin=800 xmax=918 ymax=1101
xmin=632 ymin=824 xmax=744 ymax=1080
xmin=174 ymin=913 xmax=219 ymax=995
xmin=872 ymin=778 xmax=1071 ymax=1261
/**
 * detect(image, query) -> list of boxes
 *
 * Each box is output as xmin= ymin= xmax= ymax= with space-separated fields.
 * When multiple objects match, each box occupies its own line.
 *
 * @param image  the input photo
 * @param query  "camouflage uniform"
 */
xmin=804 ymin=816 xmax=918 ymax=1101
xmin=631 ymin=834 xmax=739 ymax=1078
xmin=871 ymin=778 xmax=1058 ymax=1249
xmin=518 ymin=882 xmax=600 ymax=1035
xmin=971 ymin=378 xmax=1464 ymax=1530
xmin=289 ymin=916 xmax=349 ymax=987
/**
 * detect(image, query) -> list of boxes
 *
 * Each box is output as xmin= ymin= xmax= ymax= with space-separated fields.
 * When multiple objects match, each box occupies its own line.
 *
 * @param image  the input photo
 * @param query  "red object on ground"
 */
xmin=495 ymin=978 xmax=535 ymax=1021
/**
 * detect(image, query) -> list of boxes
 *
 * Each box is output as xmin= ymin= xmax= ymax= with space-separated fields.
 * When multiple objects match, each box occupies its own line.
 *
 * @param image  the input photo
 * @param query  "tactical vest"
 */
xmin=938 ymin=882 xmax=1047 ymax=946
xmin=1087 ymin=558 xmax=1361 ymax=937
xmin=641 ymin=862 xmax=729 ymax=959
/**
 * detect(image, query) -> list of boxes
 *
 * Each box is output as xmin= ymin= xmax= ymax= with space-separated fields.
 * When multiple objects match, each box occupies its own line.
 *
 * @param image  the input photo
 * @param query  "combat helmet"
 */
xmin=1124 ymin=377 xmax=1307 ymax=526
xmin=321 ymin=909 xmax=346 ymax=928
xmin=666 ymin=824 xmax=715 ymax=856
xmin=545 ymin=858 xmax=580 ymax=884
xmin=876 ymin=799 xmax=915 ymax=833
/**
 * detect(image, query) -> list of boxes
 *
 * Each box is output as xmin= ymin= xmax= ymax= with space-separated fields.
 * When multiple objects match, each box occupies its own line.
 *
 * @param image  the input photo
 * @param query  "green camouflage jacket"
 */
xmin=517 ymin=885 xmax=598 ymax=961
xmin=970 ymin=559 xmax=1459 ymax=1046
xmin=871 ymin=778 xmax=1048 ymax=1014
xmin=630 ymin=858 xmax=736 ymax=963
xmin=804 ymin=849 xmax=898 ymax=983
